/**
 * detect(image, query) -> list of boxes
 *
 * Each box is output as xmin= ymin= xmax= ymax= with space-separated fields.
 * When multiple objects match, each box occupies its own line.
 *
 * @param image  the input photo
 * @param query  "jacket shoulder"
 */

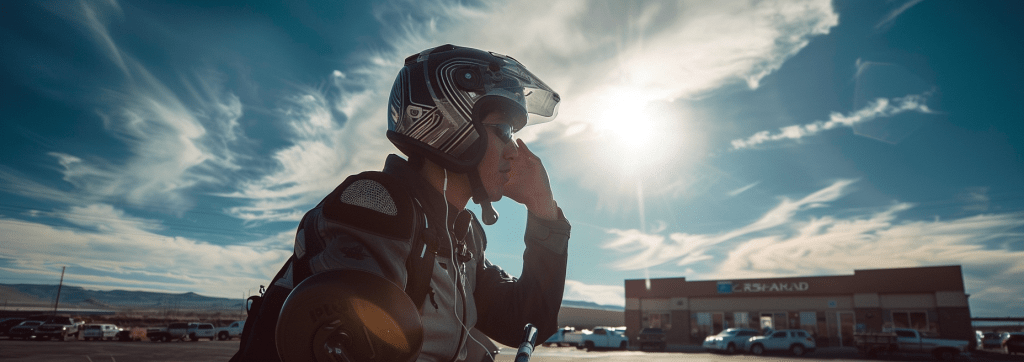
xmin=321 ymin=171 xmax=417 ymax=240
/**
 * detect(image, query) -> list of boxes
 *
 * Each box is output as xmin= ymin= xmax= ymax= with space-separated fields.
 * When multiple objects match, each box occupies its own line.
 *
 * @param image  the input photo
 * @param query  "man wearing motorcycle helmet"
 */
xmin=250 ymin=44 xmax=570 ymax=362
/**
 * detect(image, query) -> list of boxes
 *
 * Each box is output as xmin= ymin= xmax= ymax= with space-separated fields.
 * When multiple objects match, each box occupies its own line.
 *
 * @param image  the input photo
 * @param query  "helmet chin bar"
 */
xmin=468 ymin=170 xmax=498 ymax=225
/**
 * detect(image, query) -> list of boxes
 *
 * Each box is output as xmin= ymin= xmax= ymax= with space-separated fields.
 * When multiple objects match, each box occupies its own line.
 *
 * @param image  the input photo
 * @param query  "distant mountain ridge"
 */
xmin=1 ymin=284 xmax=624 ymax=312
xmin=560 ymin=299 xmax=625 ymax=311
xmin=0 ymin=284 xmax=242 ymax=311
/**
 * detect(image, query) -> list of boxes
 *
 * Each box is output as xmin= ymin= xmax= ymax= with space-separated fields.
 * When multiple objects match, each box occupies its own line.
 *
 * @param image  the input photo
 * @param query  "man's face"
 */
xmin=477 ymin=111 xmax=520 ymax=201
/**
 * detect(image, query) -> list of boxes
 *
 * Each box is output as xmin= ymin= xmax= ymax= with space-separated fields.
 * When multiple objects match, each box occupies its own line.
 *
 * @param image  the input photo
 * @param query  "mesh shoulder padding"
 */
xmin=338 ymin=179 xmax=398 ymax=216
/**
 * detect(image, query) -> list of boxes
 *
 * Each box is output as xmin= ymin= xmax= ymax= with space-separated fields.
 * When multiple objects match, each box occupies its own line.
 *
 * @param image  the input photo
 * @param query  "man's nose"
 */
xmin=504 ymin=139 xmax=520 ymax=159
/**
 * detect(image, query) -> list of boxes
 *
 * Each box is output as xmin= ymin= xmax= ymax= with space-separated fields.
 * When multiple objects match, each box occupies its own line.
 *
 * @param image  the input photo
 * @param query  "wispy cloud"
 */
xmin=602 ymin=181 xmax=1024 ymax=316
xmin=604 ymin=179 xmax=858 ymax=269
xmin=5 ymin=1 xmax=249 ymax=214
xmin=49 ymin=62 xmax=245 ymax=212
xmin=0 ymin=204 xmax=289 ymax=298
xmin=563 ymin=280 xmax=625 ymax=307
xmin=727 ymin=182 xmax=760 ymax=197
xmin=221 ymin=75 xmax=396 ymax=222
xmin=0 ymin=166 xmax=80 ymax=205
xmin=957 ymin=187 xmax=990 ymax=212
xmin=40 ymin=0 xmax=129 ymax=76
xmin=731 ymin=93 xmax=933 ymax=150
xmin=875 ymin=0 xmax=925 ymax=31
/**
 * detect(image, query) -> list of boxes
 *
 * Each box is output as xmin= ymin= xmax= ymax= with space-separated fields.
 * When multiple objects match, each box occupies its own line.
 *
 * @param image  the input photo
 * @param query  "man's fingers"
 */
xmin=516 ymin=139 xmax=538 ymax=160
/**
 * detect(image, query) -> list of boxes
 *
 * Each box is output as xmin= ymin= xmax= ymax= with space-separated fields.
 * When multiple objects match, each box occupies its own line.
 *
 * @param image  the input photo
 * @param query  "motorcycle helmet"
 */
xmin=386 ymin=44 xmax=560 ymax=224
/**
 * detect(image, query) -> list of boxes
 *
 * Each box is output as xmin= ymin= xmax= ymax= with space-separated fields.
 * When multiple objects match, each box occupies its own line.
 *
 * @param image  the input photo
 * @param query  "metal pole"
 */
xmin=53 ymin=266 xmax=66 ymax=315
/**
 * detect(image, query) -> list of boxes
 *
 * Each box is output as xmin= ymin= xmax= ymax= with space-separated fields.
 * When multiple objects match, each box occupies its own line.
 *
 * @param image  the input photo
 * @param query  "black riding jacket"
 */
xmin=273 ymin=154 xmax=570 ymax=362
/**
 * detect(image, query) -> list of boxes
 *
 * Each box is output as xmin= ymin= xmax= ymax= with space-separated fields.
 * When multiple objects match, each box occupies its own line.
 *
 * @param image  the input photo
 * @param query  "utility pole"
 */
xmin=53 ymin=266 xmax=66 ymax=315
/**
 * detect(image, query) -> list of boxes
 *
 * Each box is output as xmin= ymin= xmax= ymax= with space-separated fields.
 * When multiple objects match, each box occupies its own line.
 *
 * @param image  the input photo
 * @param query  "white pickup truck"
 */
xmin=565 ymin=327 xmax=629 ymax=351
xmin=216 ymin=321 xmax=245 ymax=341
xmin=854 ymin=328 xmax=968 ymax=360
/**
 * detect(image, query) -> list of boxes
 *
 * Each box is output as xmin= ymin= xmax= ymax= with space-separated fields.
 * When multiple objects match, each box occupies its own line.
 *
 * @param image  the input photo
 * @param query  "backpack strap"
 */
xmin=405 ymin=199 xmax=439 ymax=312
xmin=291 ymin=211 xmax=321 ymax=285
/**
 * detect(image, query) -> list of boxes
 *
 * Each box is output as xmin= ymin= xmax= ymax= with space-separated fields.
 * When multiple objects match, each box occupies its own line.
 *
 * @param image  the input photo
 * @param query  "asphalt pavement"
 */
xmin=1 ymin=338 xmax=1020 ymax=362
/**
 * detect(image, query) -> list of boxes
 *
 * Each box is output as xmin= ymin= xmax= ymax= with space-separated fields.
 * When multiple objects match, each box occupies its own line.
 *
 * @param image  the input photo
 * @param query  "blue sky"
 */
xmin=2 ymin=0 xmax=1022 ymax=318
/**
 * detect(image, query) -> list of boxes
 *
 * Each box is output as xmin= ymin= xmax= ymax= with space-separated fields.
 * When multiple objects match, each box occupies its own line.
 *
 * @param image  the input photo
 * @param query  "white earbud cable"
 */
xmin=440 ymin=169 xmax=496 ymax=361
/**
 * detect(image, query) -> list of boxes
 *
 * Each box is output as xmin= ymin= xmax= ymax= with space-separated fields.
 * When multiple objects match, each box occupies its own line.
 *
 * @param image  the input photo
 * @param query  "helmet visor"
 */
xmin=486 ymin=52 xmax=560 ymax=126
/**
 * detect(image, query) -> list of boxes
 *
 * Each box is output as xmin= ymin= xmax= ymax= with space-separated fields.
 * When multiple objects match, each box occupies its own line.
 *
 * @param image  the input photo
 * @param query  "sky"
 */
xmin=1 ymin=0 xmax=1023 ymax=318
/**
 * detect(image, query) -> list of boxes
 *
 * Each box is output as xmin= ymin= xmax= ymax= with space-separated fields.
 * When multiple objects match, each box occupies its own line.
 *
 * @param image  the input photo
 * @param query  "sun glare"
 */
xmin=593 ymin=92 xmax=655 ymax=148
xmin=587 ymin=88 xmax=693 ymax=179
xmin=560 ymin=85 xmax=706 ymax=212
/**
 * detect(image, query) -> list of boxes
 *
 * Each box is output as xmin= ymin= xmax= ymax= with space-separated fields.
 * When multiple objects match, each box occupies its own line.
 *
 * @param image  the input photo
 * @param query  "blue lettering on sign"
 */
xmin=717 ymin=281 xmax=733 ymax=294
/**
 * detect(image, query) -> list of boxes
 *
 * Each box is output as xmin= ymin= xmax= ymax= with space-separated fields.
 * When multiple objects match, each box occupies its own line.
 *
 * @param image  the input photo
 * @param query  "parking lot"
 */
xmin=0 ymin=338 xmax=1020 ymax=362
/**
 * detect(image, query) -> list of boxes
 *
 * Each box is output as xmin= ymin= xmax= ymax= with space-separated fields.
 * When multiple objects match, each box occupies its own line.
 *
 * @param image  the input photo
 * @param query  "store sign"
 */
xmin=733 ymin=281 xmax=809 ymax=293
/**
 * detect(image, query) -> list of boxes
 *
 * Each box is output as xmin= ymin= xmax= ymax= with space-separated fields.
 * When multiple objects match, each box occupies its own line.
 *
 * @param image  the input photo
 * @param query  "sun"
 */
xmin=587 ymin=88 xmax=694 ymax=176
xmin=592 ymin=92 xmax=656 ymax=149
xmin=553 ymin=83 xmax=708 ymax=216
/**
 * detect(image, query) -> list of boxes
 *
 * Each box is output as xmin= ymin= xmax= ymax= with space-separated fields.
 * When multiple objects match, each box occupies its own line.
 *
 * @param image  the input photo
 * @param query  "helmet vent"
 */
xmin=455 ymin=67 xmax=483 ymax=91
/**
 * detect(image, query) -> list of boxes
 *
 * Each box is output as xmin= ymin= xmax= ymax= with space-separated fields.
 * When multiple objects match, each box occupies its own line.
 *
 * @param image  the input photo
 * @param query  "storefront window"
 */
xmin=891 ymin=311 xmax=928 ymax=330
xmin=644 ymin=312 xmax=672 ymax=330
xmin=799 ymin=311 xmax=821 ymax=342
xmin=799 ymin=312 xmax=817 ymax=332
xmin=695 ymin=312 xmax=724 ymax=339
xmin=733 ymin=312 xmax=749 ymax=328
xmin=760 ymin=312 xmax=788 ymax=331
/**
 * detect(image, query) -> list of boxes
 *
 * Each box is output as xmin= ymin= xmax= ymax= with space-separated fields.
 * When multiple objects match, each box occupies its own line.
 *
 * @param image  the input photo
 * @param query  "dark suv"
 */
xmin=638 ymin=328 xmax=667 ymax=351
xmin=0 ymin=318 xmax=27 ymax=338
xmin=1004 ymin=333 xmax=1024 ymax=355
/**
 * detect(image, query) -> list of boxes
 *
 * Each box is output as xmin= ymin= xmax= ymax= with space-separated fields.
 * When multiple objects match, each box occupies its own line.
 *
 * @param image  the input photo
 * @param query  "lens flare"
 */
xmin=352 ymin=297 xmax=410 ymax=353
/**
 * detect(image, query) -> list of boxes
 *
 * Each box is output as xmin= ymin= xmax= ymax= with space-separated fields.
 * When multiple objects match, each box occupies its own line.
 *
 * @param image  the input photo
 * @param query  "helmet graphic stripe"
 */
xmin=438 ymin=123 xmax=475 ymax=153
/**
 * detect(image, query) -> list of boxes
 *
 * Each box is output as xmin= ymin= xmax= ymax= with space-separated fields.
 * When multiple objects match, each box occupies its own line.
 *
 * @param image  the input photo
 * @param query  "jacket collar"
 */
xmin=382 ymin=155 xmax=472 ymax=241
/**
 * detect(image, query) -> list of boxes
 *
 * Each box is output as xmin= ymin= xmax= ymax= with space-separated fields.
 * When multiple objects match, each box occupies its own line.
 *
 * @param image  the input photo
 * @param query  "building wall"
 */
xmin=556 ymin=306 xmax=623 ymax=330
xmin=623 ymin=266 xmax=972 ymax=346
xmin=689 ymin=296 xmax=853 ymax=311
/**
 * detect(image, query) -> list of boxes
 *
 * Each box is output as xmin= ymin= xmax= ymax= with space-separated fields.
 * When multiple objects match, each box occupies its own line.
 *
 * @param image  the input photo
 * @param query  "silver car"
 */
xmin=702 ymin=328 xmax=760 ymax=354
xmin=746 ymin=329 xmax=817 ymax=356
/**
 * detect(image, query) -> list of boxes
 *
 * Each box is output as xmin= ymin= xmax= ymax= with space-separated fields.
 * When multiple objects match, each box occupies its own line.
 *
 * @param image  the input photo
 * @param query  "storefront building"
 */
xmin=624 ymin=265 xmax=972 ymax=347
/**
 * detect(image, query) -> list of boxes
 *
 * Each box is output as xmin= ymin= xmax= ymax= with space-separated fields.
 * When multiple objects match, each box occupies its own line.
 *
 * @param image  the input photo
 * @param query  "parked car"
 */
xmin=187 ymin=323 xmax=216 ymax=341
xmin=0 ymin=318 xmax=27 ymax=338
xmin=82 ymin=324 xmax=120 ymax=341
xmin=1003 ymin=333 xmax=1024 ymax=355
xmin=147 ymin=322 xmax=191 ymax=342
xmin=146 ymin=327 xmax=169 ymax=342
xmin=116 ymin=327 xmax=145 ymax=341
xmin=854 ymin=328 xmax=967 ymax=360
xmin=7 ymin=320 xmax=45 ymax=340
xmin=542 ymin=327 xmax=575 ymax=347
xmin=703 ymin=328 xmax=759 ymax=354
xmin=167 ymin=322 xmax=191 ymax=341
xmin=216 ymin=320 xmax=245 ymax=341
xmin=34 ymin=316 xmax=83 ymax=341
xmin=564 ymin=327 xmax=629 ymax=351
xmin=637 ymin=328 xmax=667 ymax=351
xmin=981 ymin=332 xmax=1002 ymax=349
xmin=746 ymin=329 xmax=816 ymax=356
